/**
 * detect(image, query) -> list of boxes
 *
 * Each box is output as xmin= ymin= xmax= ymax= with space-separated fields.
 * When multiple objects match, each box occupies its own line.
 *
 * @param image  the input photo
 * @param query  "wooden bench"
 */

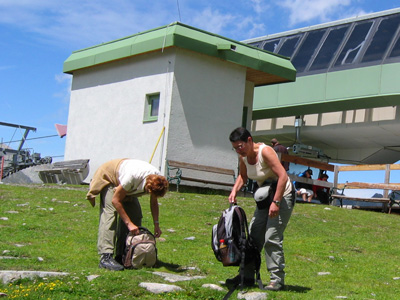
xmin=166 ymin=160 xmax=236 ymax=192
xmin=38 ymin=159 xmax=90 ymax=185
xmin=330 ymin=182 xmax=400 ymax=213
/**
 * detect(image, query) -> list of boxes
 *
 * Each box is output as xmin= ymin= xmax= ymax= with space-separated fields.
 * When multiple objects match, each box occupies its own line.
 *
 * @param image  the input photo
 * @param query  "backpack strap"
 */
xmin=235 ymin=206 xmax=264 ymax=291
xmin=223 ymin=283 xmax=239 ymax=300
xmin=221 ymin=205 xmax=265 ymax=298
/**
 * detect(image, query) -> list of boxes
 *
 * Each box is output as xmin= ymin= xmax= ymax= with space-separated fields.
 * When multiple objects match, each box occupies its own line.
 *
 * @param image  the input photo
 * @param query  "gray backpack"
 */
xmin=123 ymin=227 xmax=157 ymax=269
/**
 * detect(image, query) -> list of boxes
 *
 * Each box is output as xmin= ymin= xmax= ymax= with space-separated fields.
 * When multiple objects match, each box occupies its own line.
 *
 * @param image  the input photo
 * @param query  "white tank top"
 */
xmin=243 ymin=144 xmax=292 ymax=196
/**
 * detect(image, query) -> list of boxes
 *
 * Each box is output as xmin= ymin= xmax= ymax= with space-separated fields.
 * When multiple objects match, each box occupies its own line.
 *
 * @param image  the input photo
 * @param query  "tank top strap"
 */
xmin=258 ymin=143 xmax=267 ymax=165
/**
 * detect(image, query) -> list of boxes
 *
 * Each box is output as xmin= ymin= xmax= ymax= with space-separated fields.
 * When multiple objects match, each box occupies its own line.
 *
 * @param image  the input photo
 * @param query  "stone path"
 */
xmin=0 ymin=270 xmax=69 ymax=285
xmin=152 ymin=271 xmax=206 ymax=282
xmin=0 ymin=269 xmax=269 ymax=299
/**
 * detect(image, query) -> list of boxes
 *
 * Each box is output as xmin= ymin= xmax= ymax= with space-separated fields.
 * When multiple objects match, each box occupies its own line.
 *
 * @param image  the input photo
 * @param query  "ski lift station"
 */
xmin=247 ymin=8 xmax=400 ymax=165
xmin=61 ymin=7 xmax=400 ymax=186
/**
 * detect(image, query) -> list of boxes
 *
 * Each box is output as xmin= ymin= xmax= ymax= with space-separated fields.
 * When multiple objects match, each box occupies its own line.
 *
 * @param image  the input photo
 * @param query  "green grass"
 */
xmin=1 ymin=184 xmax=400 ymax=299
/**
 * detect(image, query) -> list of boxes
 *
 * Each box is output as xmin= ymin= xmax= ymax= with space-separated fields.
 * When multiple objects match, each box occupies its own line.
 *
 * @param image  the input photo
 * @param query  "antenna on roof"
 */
xmin=176 ymin=0 xmax=182 ymax=22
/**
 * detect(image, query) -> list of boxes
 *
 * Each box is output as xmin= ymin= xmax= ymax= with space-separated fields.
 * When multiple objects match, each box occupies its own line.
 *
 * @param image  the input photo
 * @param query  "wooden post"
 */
xmin=384 ymin=165 xmax=391 ymax=212
xmin=333 ymin=165 xmax=339 ymax=191
xmin=384 ymin=164 xmax=390 ymax=198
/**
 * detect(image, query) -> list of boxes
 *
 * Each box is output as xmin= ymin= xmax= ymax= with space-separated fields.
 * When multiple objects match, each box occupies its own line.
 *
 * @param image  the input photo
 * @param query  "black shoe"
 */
xmin=99 ymin=253 xmax=124 ymax=271
xmin=225 ymin=275 xmax=255 ymax=287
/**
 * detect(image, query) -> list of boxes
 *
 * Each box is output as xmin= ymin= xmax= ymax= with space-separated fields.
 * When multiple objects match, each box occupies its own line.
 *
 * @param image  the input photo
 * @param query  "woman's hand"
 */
xmin=154 ymin=223 xmax=162 ymax=238
xmin=228 ymin=191 xmax=237 ymax=204
xmin=128 ymin=224 xmax=140 ymax=235
xmin=269 ymin=202 xmax=280 ymax=218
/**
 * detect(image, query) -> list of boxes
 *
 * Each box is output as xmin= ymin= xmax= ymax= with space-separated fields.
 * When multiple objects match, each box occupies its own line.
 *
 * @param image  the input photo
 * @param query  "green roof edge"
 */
xmin=63 ymin=22 xmax=296 ymax=83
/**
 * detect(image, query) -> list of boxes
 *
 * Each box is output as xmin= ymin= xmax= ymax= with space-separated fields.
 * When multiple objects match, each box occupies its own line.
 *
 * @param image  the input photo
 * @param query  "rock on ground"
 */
xmin=0 ymin=270 xmax=69 ymax=284
xmin=139 ymin=282 xmax=184 ymax=294
xmin=152 ymin=271 xmax=206 ymax=282
xmin=237 ymin=291 xmax=268 ymax=300
xmin=202 ymin=283 xmax=225 ymax=291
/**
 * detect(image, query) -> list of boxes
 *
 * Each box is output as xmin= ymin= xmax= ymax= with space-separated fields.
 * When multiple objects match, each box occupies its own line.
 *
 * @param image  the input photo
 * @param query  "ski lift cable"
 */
xmin=2 ymin=134 xmax=59 ymax=144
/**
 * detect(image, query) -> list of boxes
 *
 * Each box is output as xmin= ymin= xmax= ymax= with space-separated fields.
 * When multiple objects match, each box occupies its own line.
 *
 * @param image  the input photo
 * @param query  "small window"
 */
xmin=143 ymin=93 xmax=160 ymax=123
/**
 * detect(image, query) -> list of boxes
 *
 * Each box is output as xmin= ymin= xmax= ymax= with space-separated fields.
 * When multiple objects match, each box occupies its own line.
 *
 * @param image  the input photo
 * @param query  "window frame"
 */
xmin=143 ymin=93 xmax=160 ymax=123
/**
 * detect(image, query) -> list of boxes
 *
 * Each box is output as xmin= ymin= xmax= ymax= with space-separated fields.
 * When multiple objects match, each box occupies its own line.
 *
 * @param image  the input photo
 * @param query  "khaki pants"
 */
xmin=97 ymin=185 xmax=143 ymax=256
xmin=244 ymin=189 xmax=295 ymax=284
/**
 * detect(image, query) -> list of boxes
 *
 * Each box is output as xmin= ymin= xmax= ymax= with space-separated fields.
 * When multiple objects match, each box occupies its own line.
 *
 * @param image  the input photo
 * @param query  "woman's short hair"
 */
xmin=145 ymin=175 xmax=169 ymax=197
xmin=229 ymin=127 xmax=252 ymax=143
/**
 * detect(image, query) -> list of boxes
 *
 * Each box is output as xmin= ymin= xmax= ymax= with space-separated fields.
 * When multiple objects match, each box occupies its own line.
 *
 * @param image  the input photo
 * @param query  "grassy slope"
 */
xmin=1 ymin=184 xmax=400 ymax=299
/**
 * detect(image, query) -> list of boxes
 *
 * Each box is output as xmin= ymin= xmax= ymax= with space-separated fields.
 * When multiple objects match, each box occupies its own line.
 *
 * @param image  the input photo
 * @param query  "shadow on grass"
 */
xmin=284 ymin=285 xmax=311 ymax=293
xmin=154 ymin=260 xmax=186 ymax=273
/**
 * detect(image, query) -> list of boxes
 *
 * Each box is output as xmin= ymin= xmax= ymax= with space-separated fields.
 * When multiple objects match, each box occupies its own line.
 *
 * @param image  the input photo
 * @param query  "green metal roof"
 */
xmin=63 ymin=22 xmax=296 ymax=86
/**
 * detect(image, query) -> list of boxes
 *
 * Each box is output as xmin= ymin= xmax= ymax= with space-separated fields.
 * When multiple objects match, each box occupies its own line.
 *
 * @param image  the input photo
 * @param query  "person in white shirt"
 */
xmin=87 ymin=158 xmax=168 ymax=271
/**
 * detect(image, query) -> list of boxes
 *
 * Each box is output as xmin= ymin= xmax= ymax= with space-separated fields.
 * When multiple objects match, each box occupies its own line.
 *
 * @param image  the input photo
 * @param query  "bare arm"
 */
xmin=150 ymin=193 xmax=162 ymax=238
xmin=112 ymin=185 xmax=140 ymax=235
xmin=229 ymin=157 xmax=248 ymax=204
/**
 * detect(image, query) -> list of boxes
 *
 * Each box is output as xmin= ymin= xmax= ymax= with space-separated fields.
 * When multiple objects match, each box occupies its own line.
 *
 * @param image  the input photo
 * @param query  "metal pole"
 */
xmin=0 ymin=156 xmax=4 ymax=182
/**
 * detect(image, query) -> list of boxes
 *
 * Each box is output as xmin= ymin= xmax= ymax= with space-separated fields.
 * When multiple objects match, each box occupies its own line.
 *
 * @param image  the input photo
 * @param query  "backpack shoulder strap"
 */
xmin=234 ymin=206 xmax=264 ymax=291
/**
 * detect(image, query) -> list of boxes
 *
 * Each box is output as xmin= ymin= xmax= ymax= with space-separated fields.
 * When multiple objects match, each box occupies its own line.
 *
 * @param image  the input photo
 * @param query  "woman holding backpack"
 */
xmin=227 ymin=127 xmax=295 ymax=291
xmin=86 ymin=158 xmax=169 ymax=271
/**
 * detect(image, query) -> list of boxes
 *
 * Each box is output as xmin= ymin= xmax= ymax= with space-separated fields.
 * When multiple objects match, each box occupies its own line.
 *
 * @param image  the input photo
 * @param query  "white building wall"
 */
xmin=166 ymin=49 xmax=248 ymax=177
xmin=65 ymin=51 xmax=175 ymax=181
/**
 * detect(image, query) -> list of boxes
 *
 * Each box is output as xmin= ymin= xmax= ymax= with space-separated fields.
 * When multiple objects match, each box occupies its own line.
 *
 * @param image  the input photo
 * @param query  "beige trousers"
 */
xmin=97 ymin=185 xmax=143 ymax=256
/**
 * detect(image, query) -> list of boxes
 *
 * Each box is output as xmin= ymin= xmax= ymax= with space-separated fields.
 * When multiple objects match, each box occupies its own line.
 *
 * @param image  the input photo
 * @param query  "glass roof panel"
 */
xmin=277 ymin=35 xmax=302 ymax=58
xmin=389 ymin=34 xmax=400 ymax=58
xmin=334 ymin=21 xmax=373 ymax=67
xmin=263 ymin=39 xmax=281 ymax=53
xmin=292 ymin=29 xmax=326 ymax=72
xmin=248 ymin=41 xmax=262 ymax=48
xmin=362 ymin=14 xmax=400 ymax=63
xmin=245 ymin=10 xmax=400 ymax=74
xmin=309 ymin=25 xmax=350 ymax=71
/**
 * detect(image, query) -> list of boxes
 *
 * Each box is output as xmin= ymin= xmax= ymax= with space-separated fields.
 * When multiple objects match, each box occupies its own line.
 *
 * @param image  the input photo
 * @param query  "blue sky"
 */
xmin=1 ymin=0 xmax=399 ymax=194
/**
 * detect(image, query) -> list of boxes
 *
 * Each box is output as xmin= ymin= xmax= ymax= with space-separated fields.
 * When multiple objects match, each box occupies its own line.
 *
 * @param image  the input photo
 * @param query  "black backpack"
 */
xmin=211 ymin=204 xmax=263 ymax=298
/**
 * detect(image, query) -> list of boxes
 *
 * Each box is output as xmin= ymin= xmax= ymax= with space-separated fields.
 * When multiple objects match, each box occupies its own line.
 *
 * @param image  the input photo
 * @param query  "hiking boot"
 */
xmin=264 ymin=280 xmax=284 ymax=291
xmin=99 ymin=253 xmax=124 ymax=271
xmin=225 ymin=275 xmax=255 ymax=287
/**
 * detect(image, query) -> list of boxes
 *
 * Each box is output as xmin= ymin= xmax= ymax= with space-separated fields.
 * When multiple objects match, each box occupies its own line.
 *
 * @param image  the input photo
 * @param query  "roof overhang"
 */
xmin=63 ymin=22 xmax=296 ymax=86
xmin=253 ymin=94 xmax=400 ymax=120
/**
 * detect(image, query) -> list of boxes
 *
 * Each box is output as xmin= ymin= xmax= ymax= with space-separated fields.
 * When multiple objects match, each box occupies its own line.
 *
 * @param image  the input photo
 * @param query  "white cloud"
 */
xmin=278 ymin=0 xmax=353 ymax=26
xmin=249 ymin=0 xmax=269 ymax=14
xmin=191 ymin=7 xmax=236 ymax=35
xmin=189 ymin=6 xmax=268 ymax=41
xmin=54 ymin=73 xmax=71 ymax=105
xmin=0 ymin=0 xmax=271 ymax=48
xmin=235 ymin=16 xmax=266 ymax=39
xmin=0 ymin=0 xmax=179 ymax=49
